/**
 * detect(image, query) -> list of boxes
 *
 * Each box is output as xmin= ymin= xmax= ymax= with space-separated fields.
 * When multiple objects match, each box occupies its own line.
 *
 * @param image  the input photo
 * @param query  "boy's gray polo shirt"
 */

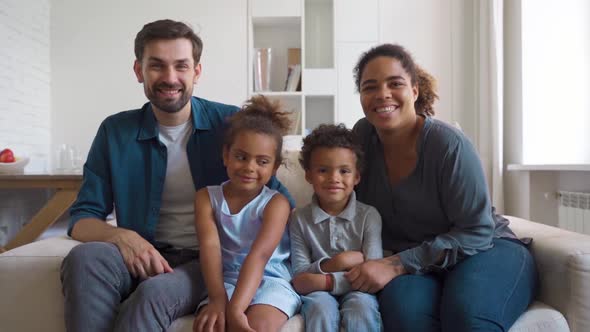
xmin=290 ymin=191 xmax=383 ymax=295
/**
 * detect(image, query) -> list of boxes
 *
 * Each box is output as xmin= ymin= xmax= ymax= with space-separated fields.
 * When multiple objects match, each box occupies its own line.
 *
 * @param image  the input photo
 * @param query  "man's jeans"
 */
xmin=301 ymin=290 xmax=381 ymax=332
xmin=60 ymin=242 xmax=203 ymax=332
xmin=378 ymin=238 xmax=538 ymax=332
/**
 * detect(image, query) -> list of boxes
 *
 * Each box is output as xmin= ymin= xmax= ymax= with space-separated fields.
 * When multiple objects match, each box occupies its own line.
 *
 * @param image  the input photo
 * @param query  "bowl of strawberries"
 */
xmin=0 ymin=148 xmax=29 ymax=174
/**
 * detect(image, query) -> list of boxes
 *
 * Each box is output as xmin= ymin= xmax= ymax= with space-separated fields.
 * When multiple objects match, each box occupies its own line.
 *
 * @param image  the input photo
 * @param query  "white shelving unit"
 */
xmin=248 ymin=0 xmax=336 ymax=135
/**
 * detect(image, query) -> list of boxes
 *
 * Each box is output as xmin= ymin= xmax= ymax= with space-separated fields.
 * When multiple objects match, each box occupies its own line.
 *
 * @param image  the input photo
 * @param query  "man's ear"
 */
xmin=133 ymin=60 xmax=144 ymax=83
xmin=193 ymin=63 xmax=202 ymax=85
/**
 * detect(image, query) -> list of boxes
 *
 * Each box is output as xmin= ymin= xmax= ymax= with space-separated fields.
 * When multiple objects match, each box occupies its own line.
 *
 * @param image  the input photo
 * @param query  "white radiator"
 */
xmin=558 ymin=191 xmax=590 ymax=235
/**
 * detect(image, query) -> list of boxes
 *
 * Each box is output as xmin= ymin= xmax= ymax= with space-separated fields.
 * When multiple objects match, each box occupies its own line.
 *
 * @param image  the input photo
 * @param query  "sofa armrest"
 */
xmin=507 ymin=216 xmax=590 ymax=332
xmin=0 ymin=236 xmax=80 ymax=331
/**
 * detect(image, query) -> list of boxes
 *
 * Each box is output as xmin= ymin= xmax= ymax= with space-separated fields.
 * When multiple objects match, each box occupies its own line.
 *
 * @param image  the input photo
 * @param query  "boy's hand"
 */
xmin=292 ymin=272 xmax=331 ymax=295
xmin=193 ymin=301 xmax=226 ymax=332
xmin=320 ymin=251 xmax=364 ymax=272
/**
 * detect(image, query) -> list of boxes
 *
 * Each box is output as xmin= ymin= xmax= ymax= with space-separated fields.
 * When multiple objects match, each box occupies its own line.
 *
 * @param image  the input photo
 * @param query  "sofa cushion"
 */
xmin=509 ymin=301 xmax=569 ymax=332
xmin=166 ymin=314 xmax=304 ymax=332
xmin=277 ymin=149 xmax=313 ymax=208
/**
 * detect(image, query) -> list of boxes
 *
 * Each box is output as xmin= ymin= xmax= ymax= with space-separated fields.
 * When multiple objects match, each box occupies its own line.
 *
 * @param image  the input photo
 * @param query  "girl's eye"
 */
xmin=258 ymin=159 xmax=270 ymax=165
xmin=361 ymin=85 xmax=375 ymax=92
xmin=235 ymin=154 xmax=245 ymax=161
xmin=340 ymin=169 xmax=351 ymax=174
xmin=317 ymin=168 xmax=327 ymax=173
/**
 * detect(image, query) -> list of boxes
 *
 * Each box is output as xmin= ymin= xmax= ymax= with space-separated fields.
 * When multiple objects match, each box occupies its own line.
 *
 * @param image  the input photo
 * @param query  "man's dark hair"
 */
xmin=299 ymin=124 xmax=364 ymax=171
xmin=134 ymin=19 xmax=203 ymax=64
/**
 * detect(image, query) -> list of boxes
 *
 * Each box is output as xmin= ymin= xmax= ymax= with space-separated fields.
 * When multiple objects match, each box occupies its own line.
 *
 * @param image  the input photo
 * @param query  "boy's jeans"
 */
xmin=301 ymin=290 xmax=381 ymax=332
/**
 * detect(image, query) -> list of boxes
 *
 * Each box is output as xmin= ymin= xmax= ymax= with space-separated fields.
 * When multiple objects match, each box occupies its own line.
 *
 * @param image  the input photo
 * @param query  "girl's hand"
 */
xmin=193 ymin=301 xmax=226 ymax=332
xmin=226 ymin=307 xmax=255 ymax=332
xmin=345 ymin=256 xmax=407 ymax=293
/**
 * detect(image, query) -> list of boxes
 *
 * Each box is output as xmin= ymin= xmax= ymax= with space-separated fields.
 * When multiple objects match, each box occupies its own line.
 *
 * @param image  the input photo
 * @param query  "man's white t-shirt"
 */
xmin=154 ymin=120 xmax=198 ymax=250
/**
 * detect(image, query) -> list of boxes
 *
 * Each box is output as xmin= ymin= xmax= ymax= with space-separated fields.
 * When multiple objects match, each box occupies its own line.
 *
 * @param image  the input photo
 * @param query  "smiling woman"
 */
xmin=350 ymin=43 xmax=538 ymax=332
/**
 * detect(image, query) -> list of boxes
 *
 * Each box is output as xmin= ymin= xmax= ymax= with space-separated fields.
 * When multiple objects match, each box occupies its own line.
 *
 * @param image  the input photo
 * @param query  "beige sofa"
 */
xmin=1 ymin=150 xmax=590 ymax=332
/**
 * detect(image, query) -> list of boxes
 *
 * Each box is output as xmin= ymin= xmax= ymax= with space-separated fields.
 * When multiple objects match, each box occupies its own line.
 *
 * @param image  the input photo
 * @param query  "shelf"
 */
xmin=302 ymin=68 xmax=336 ymax=95
xmin=251 ymin=91 xmax=302 ymax=97
xmin=305 ymin=96 xmax=334 ymax=134
xmin=252 ymin=17 xmax=301 ymax=93
xmin=305 ymin=0 xmax=334 ymax=68
xmin=507 ymin=164 xmax=590 ymax=172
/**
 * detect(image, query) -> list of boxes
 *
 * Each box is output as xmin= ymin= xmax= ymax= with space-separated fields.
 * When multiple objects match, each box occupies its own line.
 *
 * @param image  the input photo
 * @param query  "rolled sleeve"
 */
xmin=329 ymin=271 xmax=351 ymax=295
xmin=68 ymin=123 xmax=113 ymax=235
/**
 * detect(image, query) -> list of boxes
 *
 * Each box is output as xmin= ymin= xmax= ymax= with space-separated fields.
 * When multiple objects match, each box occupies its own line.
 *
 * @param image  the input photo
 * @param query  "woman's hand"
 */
xmin=345 ymin=255 xmax=407 ymax=293
xmin=226 ymin=306 xmax=255 ymax=332
xmin=193 ymin=301 xmax=226 ymax=332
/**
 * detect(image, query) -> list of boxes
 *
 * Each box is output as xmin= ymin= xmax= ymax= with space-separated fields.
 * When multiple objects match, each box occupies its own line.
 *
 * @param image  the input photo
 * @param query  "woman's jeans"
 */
xmin=378 ymin=238 xmax=538 ymax=332
xmin=60 ymin=242 xmax=204 ymax=332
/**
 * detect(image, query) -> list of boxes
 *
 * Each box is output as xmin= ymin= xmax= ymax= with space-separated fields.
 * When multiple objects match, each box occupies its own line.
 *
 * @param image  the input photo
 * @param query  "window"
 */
xmin=521 ymin=0 xmax=590 ymax=164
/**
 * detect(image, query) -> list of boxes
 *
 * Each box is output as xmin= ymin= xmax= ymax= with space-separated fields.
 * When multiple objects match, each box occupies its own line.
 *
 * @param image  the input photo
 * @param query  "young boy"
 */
xmin=289 ymin=124 xmax=383 ymax=332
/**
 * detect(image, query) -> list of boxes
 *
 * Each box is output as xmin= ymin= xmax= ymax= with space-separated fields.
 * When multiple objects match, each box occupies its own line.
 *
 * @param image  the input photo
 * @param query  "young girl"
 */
xmin=193 ymin=96 xmax=300 ymax=332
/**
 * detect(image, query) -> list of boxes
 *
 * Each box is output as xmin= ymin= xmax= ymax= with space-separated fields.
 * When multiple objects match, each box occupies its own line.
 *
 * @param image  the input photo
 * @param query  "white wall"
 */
xmin=0 ymin=0 xmax=51 ymax=172
xmin=335 ymin=0 xmax=476 ymax=140
xmin=0 ymin=0 xmax=52 ymax=246
xmin=51 ymin=0 xmax=248 ymax=163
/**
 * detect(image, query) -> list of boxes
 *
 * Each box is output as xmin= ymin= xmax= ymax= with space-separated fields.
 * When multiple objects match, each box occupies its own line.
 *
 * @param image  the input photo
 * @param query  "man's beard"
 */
xmin=146 ymin=82 xmax=192 ymax=113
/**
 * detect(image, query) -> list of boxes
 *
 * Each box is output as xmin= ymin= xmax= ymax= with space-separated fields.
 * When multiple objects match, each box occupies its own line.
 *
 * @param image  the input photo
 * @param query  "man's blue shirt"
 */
xmin=69 ymin=96 xmax=294 ymax=242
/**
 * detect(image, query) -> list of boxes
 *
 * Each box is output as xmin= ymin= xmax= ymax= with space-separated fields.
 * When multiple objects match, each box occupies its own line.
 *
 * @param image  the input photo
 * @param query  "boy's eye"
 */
xmin=361 ymin=85 xmax=375 ymax=92
xmin=317 ymin=168 xmax=327 ymax=173
xmin=234 ymin=154 xmax=246 ymax=161
xmin=340 ymin=169 xmax=351 ymax=174
xmin=258 ymin=159 xmax=270 ymax=165
xmin=149 ymin=63 xmax=162 ymax=69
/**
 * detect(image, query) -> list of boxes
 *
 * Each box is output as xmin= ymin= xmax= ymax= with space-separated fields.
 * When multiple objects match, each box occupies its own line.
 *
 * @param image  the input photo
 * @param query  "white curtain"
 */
xmin=475 ymin=0 xmax=504 ymax=212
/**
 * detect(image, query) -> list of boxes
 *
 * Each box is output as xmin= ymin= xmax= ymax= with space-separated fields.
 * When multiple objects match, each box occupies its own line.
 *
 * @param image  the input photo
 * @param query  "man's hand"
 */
xmin=345 ymin=256 xmax=407 ymax=293
xmin=110 ymin=229 xmax=173 ymax=279
xmin=320 ymin=251 xmax=364 ymax=272
xmin=193 ymin=301 xmax=226 ymax=332
xmin=292 ymin=272 xmax=331 ymax=295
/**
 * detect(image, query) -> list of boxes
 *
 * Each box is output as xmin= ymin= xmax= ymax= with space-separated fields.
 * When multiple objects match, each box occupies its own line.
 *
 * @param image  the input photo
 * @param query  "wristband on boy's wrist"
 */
xmin=325 ymin=273 xmax=334 ymax=291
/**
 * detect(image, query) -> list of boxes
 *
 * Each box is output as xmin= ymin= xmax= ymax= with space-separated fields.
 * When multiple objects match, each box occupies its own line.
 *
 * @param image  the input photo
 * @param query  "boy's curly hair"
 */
xmin=299 ymin=124 xmax=364 ymax=171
